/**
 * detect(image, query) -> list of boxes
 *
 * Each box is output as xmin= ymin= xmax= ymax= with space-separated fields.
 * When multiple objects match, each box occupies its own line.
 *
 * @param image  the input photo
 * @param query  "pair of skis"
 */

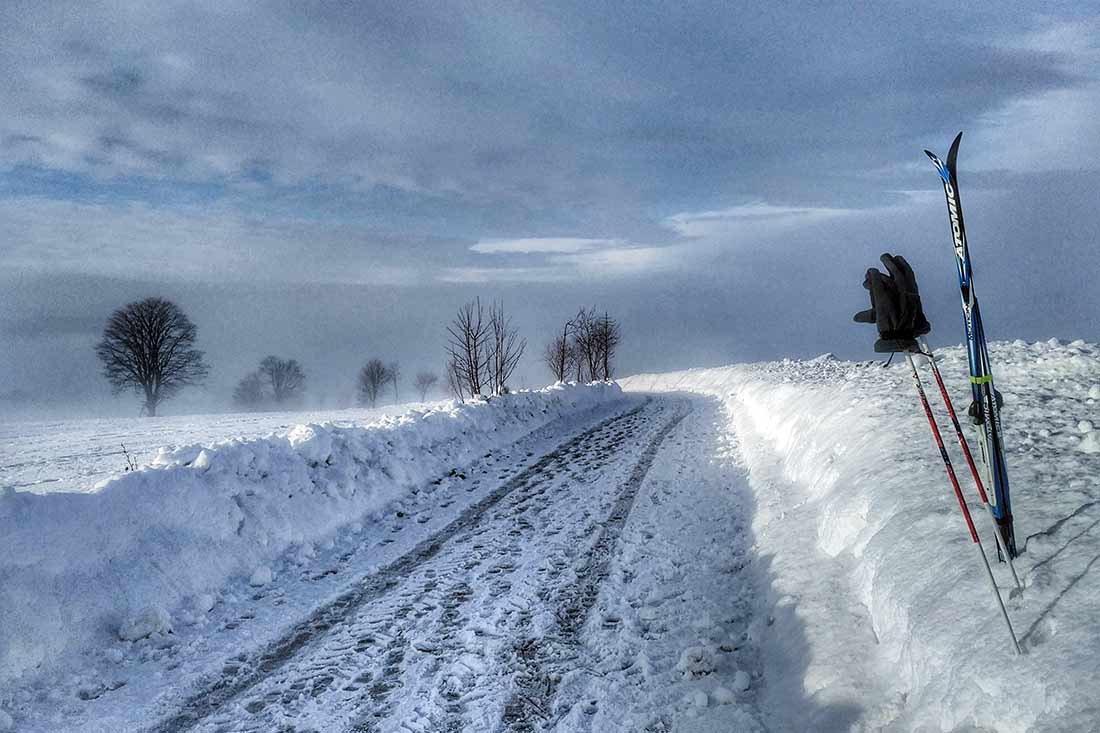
xmin=925 ymin=133 xmax=1017 ymax=561
xmin=917 ymin=133 xmax=1020 ymax=654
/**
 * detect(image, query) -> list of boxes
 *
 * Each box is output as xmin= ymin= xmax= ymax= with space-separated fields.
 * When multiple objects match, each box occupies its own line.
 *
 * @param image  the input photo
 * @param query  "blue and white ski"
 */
xmin=925 ymin=132 xmax=1017 ymax=559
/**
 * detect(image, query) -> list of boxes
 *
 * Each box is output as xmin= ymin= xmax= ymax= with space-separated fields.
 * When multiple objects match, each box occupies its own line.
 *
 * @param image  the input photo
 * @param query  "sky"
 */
xmin=2 ymin=1 xmax=1100 ymax=416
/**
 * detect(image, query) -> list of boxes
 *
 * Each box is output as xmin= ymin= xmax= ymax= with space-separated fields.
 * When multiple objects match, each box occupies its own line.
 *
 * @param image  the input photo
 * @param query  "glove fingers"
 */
xmin=854 ymin=308 xmax=876 ymax=323
xmin=893 ymin=254 xmax=919 ymax=293
xmin=880 ymin=253 xmax=911 ymax=292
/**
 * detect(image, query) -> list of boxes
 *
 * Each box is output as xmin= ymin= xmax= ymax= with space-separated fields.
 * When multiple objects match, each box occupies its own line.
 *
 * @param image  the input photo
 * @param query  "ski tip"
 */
xmin=924 ymin=149 xmax=951 ymax=182
xmin=947 ymin=131 xmax=963 ymax=172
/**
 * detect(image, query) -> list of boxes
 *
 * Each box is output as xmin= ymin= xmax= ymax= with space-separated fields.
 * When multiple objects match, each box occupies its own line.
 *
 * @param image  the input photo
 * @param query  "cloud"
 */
xmin=470 ymin=237 xmax=617 ymax=254
xmin=0 ymin=196 xmax=423 ymax=286
xmin=552 ymin=245 xmax=675 ymax=274
xmin=437 ymin=266 xmax=575 ymax=284
xmin=663 ymin=202 xmax=858 ymax=239
xmin=0 ymin=2 xmax=1081 ymax=213
xmin=951 ymin=19 xmax=1100 ymax=174
xmin=459 ymin=233 xmax=677 ymax=283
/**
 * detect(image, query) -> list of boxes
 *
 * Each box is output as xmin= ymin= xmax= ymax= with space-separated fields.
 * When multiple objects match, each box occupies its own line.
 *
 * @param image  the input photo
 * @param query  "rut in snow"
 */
xmin=148 ymin=397 xmax=687 ymax=732
xmin=498 ymin=403 xmax=689 ymax=731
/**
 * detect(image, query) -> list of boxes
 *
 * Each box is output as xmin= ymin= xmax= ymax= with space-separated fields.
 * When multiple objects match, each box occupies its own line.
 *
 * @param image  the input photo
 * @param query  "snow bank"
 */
xmin=623 ymin=340 xmax=1100 ymax=731
xmin=0 ymin=383 xmax=624 ymax=684
xmin=1 ymin=401 xmax=439 ymax=495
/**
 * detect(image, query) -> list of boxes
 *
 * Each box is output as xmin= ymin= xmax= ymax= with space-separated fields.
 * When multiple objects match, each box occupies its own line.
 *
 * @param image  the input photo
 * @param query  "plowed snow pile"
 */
xmin=0 ymin=383 xmax=624 ymax=686
xmin=622 ymin=339 xmax=1100 ymax=732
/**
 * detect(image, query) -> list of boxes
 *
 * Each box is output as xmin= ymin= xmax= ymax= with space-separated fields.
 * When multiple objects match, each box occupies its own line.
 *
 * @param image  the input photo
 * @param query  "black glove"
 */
xmin=854 ymin=253 xmax=931 ymax=353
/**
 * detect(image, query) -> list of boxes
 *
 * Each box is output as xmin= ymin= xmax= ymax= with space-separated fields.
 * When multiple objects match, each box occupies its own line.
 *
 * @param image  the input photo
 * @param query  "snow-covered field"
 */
xmin=0 ymin=384 xmax=628 ymax=720
xmin=3 ymin=340 xmax=1098 ymax=732
xmin=1 ymin=402 xmax=444 ymax=495
xmin=622 ymin=338 xmax=1100 ymax=731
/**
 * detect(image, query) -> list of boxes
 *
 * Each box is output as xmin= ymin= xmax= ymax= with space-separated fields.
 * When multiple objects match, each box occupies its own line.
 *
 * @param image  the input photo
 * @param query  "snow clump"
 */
xmin=675 ymin=645 xmax=716 ymax=679
xmin=249 ymin=566 xmax=273 ymax=587
xmin=712 ymin=686 xmax=737 ymax=705
xmin=1077 ymin=432 xmax=1100 ymax=454
xmin=118 ymin=605 xmax=172 ymax=641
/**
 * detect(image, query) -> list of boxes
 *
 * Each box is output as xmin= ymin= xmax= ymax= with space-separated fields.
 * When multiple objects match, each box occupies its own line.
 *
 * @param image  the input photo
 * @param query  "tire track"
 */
xmin=343 ymin=403 xmax=666 ymax=731
xmin=499 ymin=403 xmax=690 ymax=731
xmin=147 ymin=399 xmax=652 ymax=733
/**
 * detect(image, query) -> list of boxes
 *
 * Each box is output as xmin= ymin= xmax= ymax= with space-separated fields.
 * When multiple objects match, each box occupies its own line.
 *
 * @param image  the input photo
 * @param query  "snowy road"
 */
xmin=20 ymin=394 xmax=763 ymax=732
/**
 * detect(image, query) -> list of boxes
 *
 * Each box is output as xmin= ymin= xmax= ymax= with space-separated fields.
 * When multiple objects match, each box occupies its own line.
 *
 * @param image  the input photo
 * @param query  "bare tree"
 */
xmin=594 ymin=312 xmax=621 ymax=380
xmin=233 ymin=371 xmax=266 ymax=410
xmin=487 ymin=300 xmax=526 ymax=395
xmin=446 ymin=356 xmax=466 ymax=403
xmin=358 ymin=359 xmax=389 ymax=407
xmin=446 ymin=298 xmax=490 ymax=398
xmin=542 ymin=318 xmax=576 ymax=382
xmin=95 ymin=297 xmax=209 ymax=416
xmin=388 ymin=361 xmax=401 ymax=403
xmin=259 ymin=356 xmax=306 ymax=406
xmin=414 ymin=371 xmax=439 ymax=401
xmin=571 ymin=307 xmax=601 ymax=382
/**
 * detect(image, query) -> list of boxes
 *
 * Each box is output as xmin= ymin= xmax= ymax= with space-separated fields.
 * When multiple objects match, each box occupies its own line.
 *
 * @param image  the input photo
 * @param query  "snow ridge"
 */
xmin=623 ymin=340 xmax=1100 ymax=732
xmin=0 ymin=383 xmax=624 ymax=685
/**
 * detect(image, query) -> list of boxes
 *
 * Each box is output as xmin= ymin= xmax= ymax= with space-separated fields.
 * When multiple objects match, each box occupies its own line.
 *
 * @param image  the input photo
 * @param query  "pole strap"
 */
xmin=969 ymin=375 xmax=993 ymax=385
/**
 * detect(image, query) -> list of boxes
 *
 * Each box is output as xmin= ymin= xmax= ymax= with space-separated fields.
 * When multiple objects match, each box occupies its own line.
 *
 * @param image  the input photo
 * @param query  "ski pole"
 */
xmin=917 ymin=338 xmax=1021 ymax=589
xmin=905 ymin=353 xmax=1021 ymax=655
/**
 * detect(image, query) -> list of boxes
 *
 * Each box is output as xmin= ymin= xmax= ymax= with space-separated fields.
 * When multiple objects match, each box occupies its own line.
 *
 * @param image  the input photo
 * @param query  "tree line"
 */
xmin=94 ymin=296 xmax=621 ymax=415
xmin=542 ymin=307 xmax=621 ymax=382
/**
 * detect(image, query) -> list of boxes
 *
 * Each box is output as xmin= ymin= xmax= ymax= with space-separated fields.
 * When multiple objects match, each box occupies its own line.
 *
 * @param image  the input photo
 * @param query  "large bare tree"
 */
xmin=358 ymin=358 xmax=389 ymax=407
xmin=446 ymin=298 xmax=490 ymax=398
xmin=232 ymin=371 xmax=266 ymax=410
xmin=258 ymin=356 xmax=306 ymax=405
xmin=414 ymin=371 xmax=439 ymax=401
xmin=95 ymin=297 xmax=209 ymax=416
xmin=487 ymin=300 xmax=526 ymax=395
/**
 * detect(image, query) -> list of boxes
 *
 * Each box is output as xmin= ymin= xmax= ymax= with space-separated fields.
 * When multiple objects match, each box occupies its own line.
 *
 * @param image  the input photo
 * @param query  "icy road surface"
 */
xmin=17 ymin=395 xmax=765 ymax=732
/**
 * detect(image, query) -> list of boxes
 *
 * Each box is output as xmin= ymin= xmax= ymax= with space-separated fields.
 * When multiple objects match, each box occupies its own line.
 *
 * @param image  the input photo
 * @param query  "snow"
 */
xmin=570 ymin=397 xmax=766 ymax=732
xmin=622 ymin=339 xmax=1100 ymax=731
xmin=712 ymin=685 xmax=736 ymax=705
xmin=248 ymin=566 xmax=273 ymax=587
xmin=676 ymin=645 xmax=718 ymax=679
xmin=4 ymin=339 xmax=1097 ymax=732
xmin=117 ymin=606 xmax=172 ymax=642
xmin=0 ymin=383 xmax=624 ymax=687
xmin=1 ymin=402 xmax=440 ymax=495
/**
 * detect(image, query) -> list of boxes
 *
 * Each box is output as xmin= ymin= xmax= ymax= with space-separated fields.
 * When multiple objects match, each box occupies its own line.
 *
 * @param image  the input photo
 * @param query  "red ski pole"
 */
xmin=906 ymin=353 xmax=1021 ymax=654
xmin=917 ymin=338 xmax=1021 ymax=589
